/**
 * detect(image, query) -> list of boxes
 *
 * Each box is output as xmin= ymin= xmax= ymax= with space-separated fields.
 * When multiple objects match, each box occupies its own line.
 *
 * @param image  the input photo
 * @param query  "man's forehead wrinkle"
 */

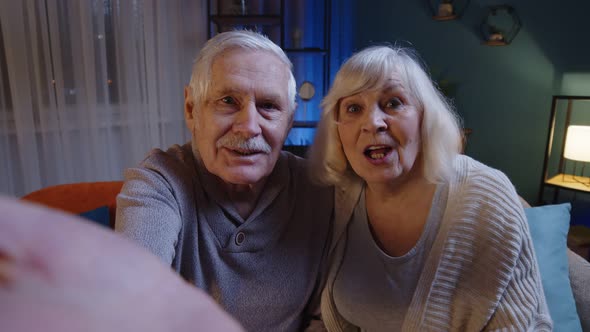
xmin=210 ymin=84 xmax=284 ymax=99
xmin=209 ymin=78 xmax=287 ymax=104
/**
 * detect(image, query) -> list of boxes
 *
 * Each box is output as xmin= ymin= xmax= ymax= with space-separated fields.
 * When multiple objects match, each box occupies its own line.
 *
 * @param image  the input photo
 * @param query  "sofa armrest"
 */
xmin=567 ymin=248 xmax=590 ymax=331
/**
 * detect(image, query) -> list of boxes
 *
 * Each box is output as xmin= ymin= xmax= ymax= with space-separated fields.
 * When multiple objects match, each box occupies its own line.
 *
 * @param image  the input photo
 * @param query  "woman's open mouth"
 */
xmin=364 ymin=145 xmax=392 ymax=161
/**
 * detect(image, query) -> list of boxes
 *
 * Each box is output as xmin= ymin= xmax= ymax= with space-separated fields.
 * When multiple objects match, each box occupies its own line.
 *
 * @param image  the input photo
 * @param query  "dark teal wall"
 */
xmin=351 ymin=0 xmax=590 ymax=203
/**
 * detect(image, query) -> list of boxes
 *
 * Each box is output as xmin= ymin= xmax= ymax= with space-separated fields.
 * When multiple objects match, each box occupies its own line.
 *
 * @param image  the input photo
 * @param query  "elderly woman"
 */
xmin=308 ymin=45 xmax=552 ymax=331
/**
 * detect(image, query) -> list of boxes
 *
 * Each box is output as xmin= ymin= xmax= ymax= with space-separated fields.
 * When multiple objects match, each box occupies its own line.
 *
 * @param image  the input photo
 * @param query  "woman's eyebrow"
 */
xmin=382 ymin=79 xmax=405 ymax=90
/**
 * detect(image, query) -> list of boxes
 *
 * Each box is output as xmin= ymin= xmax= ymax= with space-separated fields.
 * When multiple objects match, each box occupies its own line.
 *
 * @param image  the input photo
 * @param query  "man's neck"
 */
xmin=222 ymin=179 xmax=267 ymax=220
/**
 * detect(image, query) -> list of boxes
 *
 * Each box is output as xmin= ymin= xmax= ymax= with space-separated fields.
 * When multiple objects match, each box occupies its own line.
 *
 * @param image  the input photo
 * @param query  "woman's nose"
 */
xmin=361 ymin=106 xmax=387 ymax=133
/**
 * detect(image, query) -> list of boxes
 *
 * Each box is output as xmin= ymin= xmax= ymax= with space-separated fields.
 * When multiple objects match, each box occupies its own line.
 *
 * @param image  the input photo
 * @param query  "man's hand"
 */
xmin=0 ymin=196 xmax=243 ymax=332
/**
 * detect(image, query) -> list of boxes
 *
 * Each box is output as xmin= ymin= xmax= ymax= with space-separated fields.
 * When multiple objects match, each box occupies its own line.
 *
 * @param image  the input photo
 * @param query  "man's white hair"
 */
xmin=188 ymin=30 xmax=296 ymax=112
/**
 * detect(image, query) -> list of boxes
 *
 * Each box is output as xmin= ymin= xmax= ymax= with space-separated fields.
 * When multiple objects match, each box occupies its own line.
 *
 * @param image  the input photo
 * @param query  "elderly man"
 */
xmin=115 ymin=30 xmax=333 ymax=331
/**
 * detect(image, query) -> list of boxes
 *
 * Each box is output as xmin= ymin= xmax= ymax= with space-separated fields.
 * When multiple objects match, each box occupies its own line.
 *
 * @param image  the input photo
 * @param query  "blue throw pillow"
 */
xmin=79 ymin=206 xmax=110 ymax=228
xmin=525 ymin=203 xmax=582 ymax=332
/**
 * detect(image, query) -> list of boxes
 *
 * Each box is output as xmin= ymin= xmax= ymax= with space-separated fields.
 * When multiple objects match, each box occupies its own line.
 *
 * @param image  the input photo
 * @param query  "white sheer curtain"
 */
xmin=0 ymin=0 xmax=206 ymax=197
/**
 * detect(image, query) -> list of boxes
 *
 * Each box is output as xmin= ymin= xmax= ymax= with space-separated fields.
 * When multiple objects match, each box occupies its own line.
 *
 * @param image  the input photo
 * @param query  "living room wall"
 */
xmin=350 ymin=0 xmax=590 ymax=203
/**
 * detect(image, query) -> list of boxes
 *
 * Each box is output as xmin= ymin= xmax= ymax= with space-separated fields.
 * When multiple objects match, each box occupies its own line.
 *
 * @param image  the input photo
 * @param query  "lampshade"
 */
xmin=564 ymin=125 xmax=590 ymax=162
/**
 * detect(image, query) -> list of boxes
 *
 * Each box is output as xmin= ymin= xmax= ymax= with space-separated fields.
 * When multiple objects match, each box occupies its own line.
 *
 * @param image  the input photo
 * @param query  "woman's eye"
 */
xmin=346 ymin=104 xmax=361 ymax=113
xmin=221 ymin=96 xmax=236 ymax=105
xmin=385 ymin=98 xmax=403 ymax=109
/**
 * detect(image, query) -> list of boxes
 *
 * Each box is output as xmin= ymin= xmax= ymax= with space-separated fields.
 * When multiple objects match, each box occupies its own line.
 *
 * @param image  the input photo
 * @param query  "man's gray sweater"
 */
xmin=116 ymin=143 xmax=333 ymax=331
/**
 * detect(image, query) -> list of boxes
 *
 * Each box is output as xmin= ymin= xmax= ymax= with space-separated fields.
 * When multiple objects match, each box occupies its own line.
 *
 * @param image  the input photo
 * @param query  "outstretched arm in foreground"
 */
xmin=0 ymin=196 xmax=243 ymax=332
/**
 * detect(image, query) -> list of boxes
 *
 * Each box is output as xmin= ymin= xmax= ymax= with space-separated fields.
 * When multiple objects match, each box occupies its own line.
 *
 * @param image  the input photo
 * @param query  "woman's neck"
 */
xmin=364 ymin=174 xmax=437 ymax=257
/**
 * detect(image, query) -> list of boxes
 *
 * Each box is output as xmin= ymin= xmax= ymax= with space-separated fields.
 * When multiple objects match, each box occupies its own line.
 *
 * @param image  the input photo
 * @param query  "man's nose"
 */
xmin=232 ymin=102 xmax=262 ymax=137
xmin=361 ymin=105 xmax=388 ymax=133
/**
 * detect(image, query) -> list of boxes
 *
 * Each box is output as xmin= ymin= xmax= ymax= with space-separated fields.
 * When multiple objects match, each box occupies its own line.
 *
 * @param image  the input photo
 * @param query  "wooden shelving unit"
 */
xmin=545 ymin=174 xmax=590 ymax=193
xmin=207 ymin=0 xmax=331 ymax=128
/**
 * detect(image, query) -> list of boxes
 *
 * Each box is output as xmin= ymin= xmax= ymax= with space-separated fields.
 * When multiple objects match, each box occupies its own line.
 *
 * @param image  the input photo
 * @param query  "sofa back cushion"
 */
xmin=526 ymin=203 xmax=582 ymax=332
xmin=21 ymin=181 xmax=124 ymax=228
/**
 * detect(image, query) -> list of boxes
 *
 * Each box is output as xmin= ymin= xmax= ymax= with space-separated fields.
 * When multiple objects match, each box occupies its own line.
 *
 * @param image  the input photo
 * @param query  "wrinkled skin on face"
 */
xmin=336 ymin=79 xmax=423 ymax=188
xmin=0 ymin=196 xmax=243 ymax=332
xmin=185 ymin=49 xmax=294 ymax=187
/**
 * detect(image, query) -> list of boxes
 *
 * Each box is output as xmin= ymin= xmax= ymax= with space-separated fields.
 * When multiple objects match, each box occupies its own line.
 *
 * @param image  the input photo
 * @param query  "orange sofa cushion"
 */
xmin=21 ymin=181 xmax=124 ymax=228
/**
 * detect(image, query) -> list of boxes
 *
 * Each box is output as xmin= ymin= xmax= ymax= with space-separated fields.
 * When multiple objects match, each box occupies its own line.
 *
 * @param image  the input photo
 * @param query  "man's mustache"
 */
xmin=216 ymin=135 xmax=272 ymax=154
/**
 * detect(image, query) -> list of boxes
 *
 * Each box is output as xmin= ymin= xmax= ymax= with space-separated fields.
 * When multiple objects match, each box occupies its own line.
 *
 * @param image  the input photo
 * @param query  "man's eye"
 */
xmin=385 ymin=98 xmax=403 ymax=109
xmin=221 ymin=96 xmax=236 ymax=105
xmin=260 ymin=102 xmax=279 ymax=111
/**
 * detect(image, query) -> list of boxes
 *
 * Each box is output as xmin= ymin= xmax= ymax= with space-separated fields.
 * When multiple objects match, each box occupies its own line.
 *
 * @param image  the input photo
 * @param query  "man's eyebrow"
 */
xmin=210 ymin=88 xmax=285 ymax=104
xmin=257 ymin=93 xmax=283 ymax=103
xmin=212 ymin=87 xmax=241 ymax=96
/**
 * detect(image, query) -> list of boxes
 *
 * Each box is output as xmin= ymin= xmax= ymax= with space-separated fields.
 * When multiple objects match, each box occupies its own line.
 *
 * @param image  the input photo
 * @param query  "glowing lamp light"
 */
xmin=564 ymin=125 xmax=590 ymax=162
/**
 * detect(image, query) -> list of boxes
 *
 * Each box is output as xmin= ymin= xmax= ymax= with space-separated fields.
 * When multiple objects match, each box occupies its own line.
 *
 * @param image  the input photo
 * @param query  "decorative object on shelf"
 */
xmin=563 ymin=125 xmax=590 ymax=187
xmin=438 ymin=0 xmax=453 ymax=17
xmin=292 ymin=28 xmax=302 ymax=49
xmin=539 ymin=96 xmax=590 ymax=204
xmin=298 ymin=81 xmax=316 ymax=121
xmin=221 ymin=0 xmax=247 ymax=15
xmin=480 ymin=5 xmax=521 ymax=46
xmin=427 ymin=0 xmax=471 ymax=21
xmin=209 ymin=0 xmax=282 ymax=37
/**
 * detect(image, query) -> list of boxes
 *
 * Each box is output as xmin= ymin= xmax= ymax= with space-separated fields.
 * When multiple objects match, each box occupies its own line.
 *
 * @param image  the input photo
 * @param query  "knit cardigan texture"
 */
xmin=320 ymin=155 xmax=552 ymax=331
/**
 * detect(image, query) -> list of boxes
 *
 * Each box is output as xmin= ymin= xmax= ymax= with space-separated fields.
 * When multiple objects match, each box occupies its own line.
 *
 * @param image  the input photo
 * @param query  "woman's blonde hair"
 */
xmin=308 ymin=45 xmax=462 ymax=185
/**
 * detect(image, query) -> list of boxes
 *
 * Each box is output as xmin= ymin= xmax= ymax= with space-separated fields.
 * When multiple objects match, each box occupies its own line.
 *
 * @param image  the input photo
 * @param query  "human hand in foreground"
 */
xmin=0 ymin=196 xmax=243 ymax=332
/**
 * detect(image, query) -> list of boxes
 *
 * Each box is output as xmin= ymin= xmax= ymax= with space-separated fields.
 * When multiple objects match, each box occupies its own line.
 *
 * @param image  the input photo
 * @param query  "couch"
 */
xmin=21 ymin=181 xmax=123 ymax=228
xmin=21 ymin=181 xmax=590 ymax=331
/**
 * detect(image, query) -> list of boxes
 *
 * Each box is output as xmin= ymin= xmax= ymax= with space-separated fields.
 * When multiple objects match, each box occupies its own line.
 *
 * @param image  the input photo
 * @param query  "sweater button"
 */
xmin=235 ymin=232 xmax=246 ymax=245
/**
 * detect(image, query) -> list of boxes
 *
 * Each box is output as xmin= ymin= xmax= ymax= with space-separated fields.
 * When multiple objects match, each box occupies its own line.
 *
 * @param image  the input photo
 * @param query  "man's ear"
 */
xmin=184 ymin=86 xmax=195 ymax=130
